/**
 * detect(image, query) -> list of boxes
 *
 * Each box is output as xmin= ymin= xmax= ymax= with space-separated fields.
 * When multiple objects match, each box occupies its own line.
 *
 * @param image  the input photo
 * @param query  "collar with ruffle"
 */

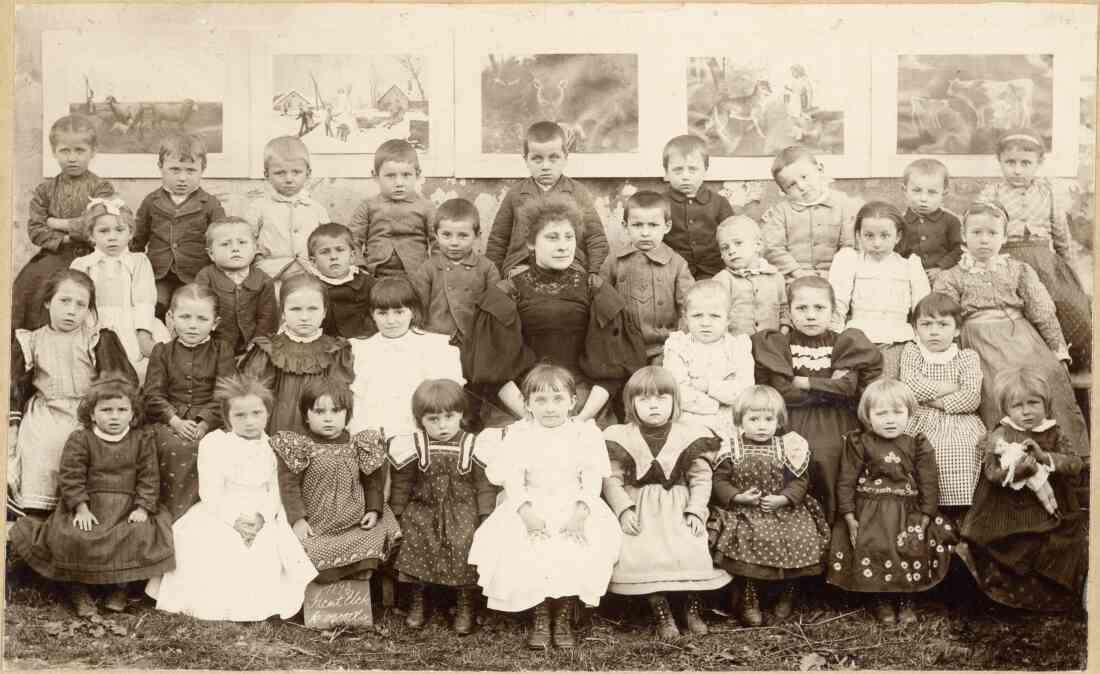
xmin=1001 ymin=416 xmax=1058 ymax=433
xmin=959 ymin=251 xmax=1009 ymax=273
xmin=917 ymin=341 xmax=958 ymax=364
xmin=280 ymin=327 xmax=323 ymax=343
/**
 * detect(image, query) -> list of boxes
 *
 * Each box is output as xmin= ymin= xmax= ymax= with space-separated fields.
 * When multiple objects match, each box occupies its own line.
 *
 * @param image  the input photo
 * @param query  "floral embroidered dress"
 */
xmin=270 ymin=430 xmax=401 ymax=583
xmin=828 ymin=248 xmax=930 ymax=379
xmin=388 ymin=430 xmax=496 ymax=587
xmin=602 ymin=421 xmax=731 ymax=595
xmin=956 ymin=418 xmax=1088 ymax=612
xmin=933 ymin=253 xmax=1088 ymax=456
xmin=826 ymin=431 xmax=955 ymax=593
xmin=663 ymin=330 xmax=754 ymax=438
xmin=709 ymin=432 xmax=830 ymax=580
xmin=751 ymin=329 xmax=883 ymax=523
xmin=899 ymin=342 xmax=986 ymax=507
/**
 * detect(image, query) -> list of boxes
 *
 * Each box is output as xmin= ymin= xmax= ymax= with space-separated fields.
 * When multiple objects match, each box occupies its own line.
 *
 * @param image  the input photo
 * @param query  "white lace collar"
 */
xmin=280 ymin=327 xmax=323 ymax=343
xmin=917 ymin=341 xmax=958 ymax=364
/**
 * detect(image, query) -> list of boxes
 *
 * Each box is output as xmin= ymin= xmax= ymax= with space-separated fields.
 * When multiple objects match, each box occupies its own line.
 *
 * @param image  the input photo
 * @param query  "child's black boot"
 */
xmin=683 ymin=593 xmax=708 ymax=635
xmin=773 ymin=581 xmax=796 ymax=620
xmin=527 ymin=601 xmax=551 ymax=649
xmin=70 ymin=584 xmax=97 ymax=618
xmin=648 ymin=593 xmax=680 ymax=639
xmin=741 ymin=579 xmax=763 ymax=626
xmin=552 ymin=597 xmax=576 ymax=648
xmin=405 ymin=583 xmax=427 ymax=629
xmin=454 ymin=587 xmax=478 ymax=635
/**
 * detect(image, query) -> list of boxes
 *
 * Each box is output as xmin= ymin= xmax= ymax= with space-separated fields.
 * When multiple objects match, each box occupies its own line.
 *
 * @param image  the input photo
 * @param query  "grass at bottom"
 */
xmin=3 ymin=564 xmax=1087 ymax=671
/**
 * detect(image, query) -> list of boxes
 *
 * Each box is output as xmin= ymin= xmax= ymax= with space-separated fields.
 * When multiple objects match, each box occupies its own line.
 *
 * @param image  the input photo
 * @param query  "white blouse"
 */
xmin=829 ymin=248 xmax=930 ymax=345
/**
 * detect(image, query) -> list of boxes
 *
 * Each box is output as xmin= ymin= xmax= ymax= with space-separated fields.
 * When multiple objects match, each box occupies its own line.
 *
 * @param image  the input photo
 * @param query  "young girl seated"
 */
xmin=9 ymin=269 xmax=136 ymax=517
xmin=900 ymin=293 xmax=986 ymax=516
xmin=388 ymin=379 xmax=497 ymax=634
xmin=752 ymin=276 xmax=883 ymax=524
xmin=932 ymin=201 xmax=1088 ymax=456
xmin=71 ymin=196 xmax=170 ymax=383
xmin=828 ymin=201 xmax=930 ymax=378
xmin=143 ymin=284 xmax=237 ymax=521
xmin=602 ymin=366 xmax=731 ymax=640
xmin=709 ymin=386 xmax=829 ymax=627
xmin=10 ymin=374 xmax=174 ymax=617
xmin=469 ymin=365 xmax=622 ymax=650
xmin=826 ymin=379 xmax=955 ymax=625
xmin=269 ymin=380 xmax=400 ymax=584
xmin=663 ymin=280 xmax=754 ymax=438
xmin=957 ymin=368 xmax=1088 ymax=613
xmin=146 ymin=375 xmax=317 ymax=621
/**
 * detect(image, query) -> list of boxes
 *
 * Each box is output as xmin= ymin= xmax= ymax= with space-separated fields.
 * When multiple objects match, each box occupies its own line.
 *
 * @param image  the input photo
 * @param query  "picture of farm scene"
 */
xmin=480 ymin=53 xmax=639 ymax=154
xmin=271 ymin=53 xmax=430 ymax=155
xmin=687 ymin=57 xmax=845 ymax=157
xmin=70 ymin=76 xmax=223 ymax=154
xmin=897 ymin=54 xmax=1054 ymax=154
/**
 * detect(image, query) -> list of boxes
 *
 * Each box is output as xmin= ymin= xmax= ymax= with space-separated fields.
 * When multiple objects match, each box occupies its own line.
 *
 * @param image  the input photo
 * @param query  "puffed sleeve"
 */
xmin=133 ymin=429 xmax=160 ymax=513
xmin=580 ymin=281 xmax=647 ymax=386
xmin=576 ymin=421 xmax=611 ymax=501
xmin=663 ymin=332 xmax=719 ymax=415
xmin=683 ymin=436 xmax=720 ymax=522
xmin=354 ymin=430 xmax=388 ymax=515
xmin=601 ymin=438 xmax=637 ymax=518
xmin=938 ymin=349 xmax=983 ymax=415
xmin=1017 ymin=262 xmax=1070 ymax=358
xmin=58 ymin=430 xmax=92 ymax=512
xmin=711 ymin=452 xmax=738 ymax=508
xmin=484 ymin=435 xmax=531 ymax=512
xmin=750 ymin=330 xmax=801 ymax=404
xmin=931 ymin=267 xmax=963 ymax=304
xmin=92 ymin=328 xmax=139 ymax=387
xmin=463 ymin=282 xmax=535 ymax=385
xmin=912 ymin=433 xmax=940 ymax=516
xmin=827 ymin=247 xmax=858 ymax=332
xmin=472 ymin=428 xmax=505 ymax=516
xmin=131 ymin=254 xmax=158 ymax=335
xmin=269 ymin=431 xmax=309 ymax=525
xmin=817 ymin=328 xmax=883 ymax=400
xmin=907 ymin=254 xmax=931 ymax=308
xmin=704 ymin=335 xmax=755 ymax=405
xmin=899 ymin=342 xmax=939 ymax=403
xmin=141 ymin=342 xmax=176 ymax=424
xmin=835 ymin=432 xmax=867 ymax=517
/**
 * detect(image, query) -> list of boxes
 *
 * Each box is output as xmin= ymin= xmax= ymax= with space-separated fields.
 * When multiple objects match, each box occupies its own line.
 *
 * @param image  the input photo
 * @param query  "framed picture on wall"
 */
xmin=250 ymin=8 xmax=454 ymax=178
xmin=41 ymin=30 xmax=250 ymax=178
xmin=454 ymin=5 xmax=667 ymax=178
xmin=871 ymin=33 xmax=1082 ymax=177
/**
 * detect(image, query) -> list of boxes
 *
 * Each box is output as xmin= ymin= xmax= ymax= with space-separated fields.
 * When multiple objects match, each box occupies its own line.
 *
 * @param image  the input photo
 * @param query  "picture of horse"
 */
xmin=897 ymin=54 xmax=1054 ymax=154
xmin=687 ymin=56 xmax=845 ymax=157
xmin=480 ymin=53 xmax=639 ymax=154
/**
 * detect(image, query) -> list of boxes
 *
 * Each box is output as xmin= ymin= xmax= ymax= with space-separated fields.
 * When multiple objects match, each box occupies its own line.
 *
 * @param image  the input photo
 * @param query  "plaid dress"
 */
xmin=899 ymin=343 xmax=986 ymax=507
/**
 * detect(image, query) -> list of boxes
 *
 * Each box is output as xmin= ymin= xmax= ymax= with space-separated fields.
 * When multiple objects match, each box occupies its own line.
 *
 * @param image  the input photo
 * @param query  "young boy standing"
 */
xmin=349 ymin=139 xmax=435 ymax=278
xmin=598 ymin=190 xmax=693 ymax=363
xmin=133 ymin=133 xmax=226 ymax=319
xmin=712 ymin=215 xmax=789 ymax=336
xmin=485 ymin=121 xmax=609 ymax=280
xmin=760 ymin=145 xmax=863 ymax=280
xmin=896 ymin=158 xmax=963 ymax=282
xmin=661 ymin=135 xmax=734 ymax=280
xmin=308 ymin=222 xmax=377 ymax=339
xmin=245 ymin=136 xmax=329 ymax=283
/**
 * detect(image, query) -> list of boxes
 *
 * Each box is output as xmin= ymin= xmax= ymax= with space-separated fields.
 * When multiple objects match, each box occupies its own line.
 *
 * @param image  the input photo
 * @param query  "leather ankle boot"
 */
xmin=552 ymin=597 xmax=577 ymax=648
xmin=683 ymin=593 xmax=708 ymax=635
xmin=648 ymin=594 xmax=680 ymax=639
xmin=405 ymin=583 xmax=427 ymax=629
xmin=453 ymin=587 xmax=477 ymax=635
xmin=527 ymin=601 xmax=551 ymax=649
xmin=773 ymin=582 xmax=795 ymax=620
xmin=741 ymin=580 xmax=763 ymax=627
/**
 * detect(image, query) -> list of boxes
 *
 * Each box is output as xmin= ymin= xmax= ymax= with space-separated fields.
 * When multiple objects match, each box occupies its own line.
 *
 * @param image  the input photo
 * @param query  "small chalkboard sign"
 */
xmin=303 ymin=578 xmax=373 ymax=629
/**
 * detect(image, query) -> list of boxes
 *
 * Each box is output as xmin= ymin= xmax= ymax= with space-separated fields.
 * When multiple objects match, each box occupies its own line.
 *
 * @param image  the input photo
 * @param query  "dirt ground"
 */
xmin=2 ymin=561 xmax=1086 ymax=671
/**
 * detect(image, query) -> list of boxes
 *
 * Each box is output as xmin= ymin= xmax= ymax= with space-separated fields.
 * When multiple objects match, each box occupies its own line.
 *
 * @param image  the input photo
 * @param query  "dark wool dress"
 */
xmin=10 ymin=428 xmax=175 ymax=584
xmin=957 ymin=421 xmax=1088 ymax=612
xmin=751 ymin=329 xmax=883 ymax=524
xmin=388 ymin=431 xmax=496 ymax=587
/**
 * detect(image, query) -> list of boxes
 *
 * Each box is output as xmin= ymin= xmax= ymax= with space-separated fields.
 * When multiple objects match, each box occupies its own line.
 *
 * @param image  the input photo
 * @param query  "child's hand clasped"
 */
xmin=759 ymin=494 xmax=790 ymax=513
xmin=73 ymin=503 xmax=99 ymax=531
xmin=683 ymin=512 xmax=705 ymax=536
xmin=128 ymin=506 xmax=148 ymax=524
xmin=170 ymin=417 xmax=207 ymax=443
xmin=734 ymin=486 xmax=762 ymax=506
xmin=359 ymin=511 xmax=379 ymax=530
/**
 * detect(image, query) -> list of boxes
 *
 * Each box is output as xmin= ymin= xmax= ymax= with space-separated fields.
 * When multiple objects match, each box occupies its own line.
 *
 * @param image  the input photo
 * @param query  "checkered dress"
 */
xmin=900 ymin=343 xmax=987 ymax=507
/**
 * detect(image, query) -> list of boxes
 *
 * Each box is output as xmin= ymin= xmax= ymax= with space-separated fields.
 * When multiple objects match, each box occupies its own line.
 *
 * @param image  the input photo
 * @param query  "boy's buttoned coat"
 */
xmin=599 ymin=243 xmax=694 ymax=357
xmin=133 ymin=188 xmax=226 ymax=282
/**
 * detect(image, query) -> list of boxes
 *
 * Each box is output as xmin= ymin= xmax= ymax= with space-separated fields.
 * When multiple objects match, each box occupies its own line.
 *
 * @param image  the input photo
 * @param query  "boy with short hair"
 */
xmin=194 ymin=216 xmax=278 ymax=355
xmin=599 ymin=190 xmax=693 ymax=362
xmin=133 ymin=133 xmax=226 ymax=318
xmin=245 ymin=135 xmax=330 ymax=282
xmin=485 ymin=121 xmax=609 ymax=280
xmin=760 ymin=145 xmax=863 ymax=280
xmin=349 ymin=139 xmax=435 ymax=278
xmin=661 ymin=134 xmax=734 ymax=280
xmin=896 ymin=158 xmax=963 ymax=282
xmin=308 ymin=222 xmax=377 ymax=339
xmin=712 ymin=214 xmax=789 ymax=336
xmin=409 ymin=198 xmax=501 ymax=340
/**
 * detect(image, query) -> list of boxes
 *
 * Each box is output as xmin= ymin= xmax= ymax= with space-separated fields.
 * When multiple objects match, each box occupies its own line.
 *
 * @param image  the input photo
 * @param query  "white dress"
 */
xmin=71 ymin=250 xmax=170 ymax=383
xmin=662 ymin=331 xmax=754 ymax=438
xmin=146 ymin=430 xmax=318 ymax=621
xmin=468 ymin=419 xmax=622 ymax=612
xmin=348 ymin=329 xmax=464 ymax=438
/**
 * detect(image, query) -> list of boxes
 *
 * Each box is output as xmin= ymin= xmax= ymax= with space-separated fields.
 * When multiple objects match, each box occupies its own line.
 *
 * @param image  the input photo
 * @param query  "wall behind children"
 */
xmin=11 ymin=3 xmax=1097 ymax=291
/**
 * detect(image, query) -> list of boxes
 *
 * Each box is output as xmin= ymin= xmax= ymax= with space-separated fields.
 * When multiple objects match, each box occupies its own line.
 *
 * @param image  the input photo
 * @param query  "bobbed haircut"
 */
xmin=81 ymin=197 xmax=135 ymax=239
xmin=523 ymin=121 xmax=568 ymax=156
xmin=622 ymin=366 xmax=681 ymax=425
xmin=786 ymin=275 xmax=835 ymax=310
xmin=854 ymin=200 xmax=906 ymax=240
xmin=857 ymin=378 xmax=918 ymax=428
xmin=994 ymin=367 xmax=1051 ymax=419
xmin=996 ymin=127 xmax=1046 ymax=157
xmin=369 ymin=277 xmax=423 ymax=328
xmin=158 ymin=133 xmax=208 ymax=169
xmin=49 ymin=114 xmax=98 ymax=150
xmin=902 ymin=158 xmax=949 ymax=189
xmin=521 ymin=363 xmax=576 ymax=399
xmin=961 ymin=200 xmax=1010 ymax=236
xmin=910 ymin=292 xmax=963 ymax=328
xmin=623 ymin=190 xmax=670 ymax=223
xmin=298 ymin=378 xmax=355 ymax=427
xmin=204 ymin=216 xmax=254 ymax=247
xmin=521 ymin=193 xmax=582 ymax=245
xmin=307 ymin=222 xmax=355 ymax=256
xmin=278 ymin=273 xmax=327 ymax=315
xmin=374 ymin=138 xmax=420 ymax=175
xmin=169 ymin=282 xmax=220 ymax=315
xmin=770 ymin=145 xmax=819 ymax=182
xmin=77 ymin=372 xmax=142 ymax=429
xmin=434 ymin=198 xmax=481 ymax=235
xmin=42 ymin=268 xmax=96 ymax=314
xmin=662 ymin=134 xmax=709 ymax=170
xmin=215 ymin=374 xmax=275 ymax=422
xmin=411 ymin=378 xmax=469 ymax=424
xmin=733 ymin=385 xmax=788 ymax=429
xmin=263 ymin=135 xmax=311 ymax=173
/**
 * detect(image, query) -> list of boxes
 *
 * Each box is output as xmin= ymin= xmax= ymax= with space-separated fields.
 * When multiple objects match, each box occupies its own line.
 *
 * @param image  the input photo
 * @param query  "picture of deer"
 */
xmin=946 ymin=76 xmax=1035 ymax=129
